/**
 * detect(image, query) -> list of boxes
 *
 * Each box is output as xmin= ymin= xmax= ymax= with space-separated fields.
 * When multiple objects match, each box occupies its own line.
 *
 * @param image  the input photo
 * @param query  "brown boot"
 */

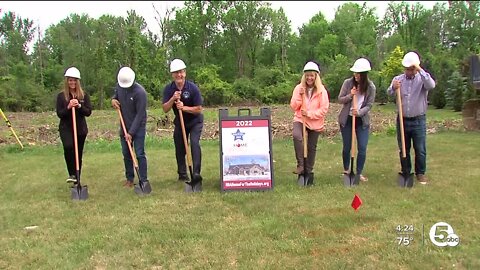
xmin=292 ymin=166 xmax=304 ymax=174
xmin=123 ymin=180 xmax=134 ymax=188
xmin=416 ymin=174 xmax=428 ymax=185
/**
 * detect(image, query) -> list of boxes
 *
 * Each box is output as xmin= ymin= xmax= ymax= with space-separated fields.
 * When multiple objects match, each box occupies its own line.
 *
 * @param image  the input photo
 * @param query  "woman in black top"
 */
xmin=56 ymin=67 xmax=92 ymax=184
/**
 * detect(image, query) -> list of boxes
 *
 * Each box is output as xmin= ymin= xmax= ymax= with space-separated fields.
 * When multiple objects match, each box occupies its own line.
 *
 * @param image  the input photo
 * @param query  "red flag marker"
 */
xmin=351 ymin=194 xmax=362 ymax=211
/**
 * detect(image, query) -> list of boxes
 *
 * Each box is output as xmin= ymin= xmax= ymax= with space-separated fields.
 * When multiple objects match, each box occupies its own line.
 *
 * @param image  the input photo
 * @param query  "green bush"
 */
xmin=445 ymin=71 xmax=467 ymax=111
xmin=195 ymin=65 xmax=238 ymax=106
xmin=253 ymin=66 xmax=286 ymax=87
xmin=232 ymin=77 xmax=260 ymax=101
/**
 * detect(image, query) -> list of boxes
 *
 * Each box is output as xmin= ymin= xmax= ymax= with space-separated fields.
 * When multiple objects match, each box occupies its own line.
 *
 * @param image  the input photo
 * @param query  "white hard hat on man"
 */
xmin=170 ymin=59 xmax=187 ymax=73
xmin=402 ymin=51 xmax=420 ymax=67
xmin=117 ymin=67 xmax=136 ymax=88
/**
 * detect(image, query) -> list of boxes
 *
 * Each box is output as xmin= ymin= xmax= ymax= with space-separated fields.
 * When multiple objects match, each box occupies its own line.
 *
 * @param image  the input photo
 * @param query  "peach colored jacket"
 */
xmin=290 ymin=83 xmax=330 ymax=132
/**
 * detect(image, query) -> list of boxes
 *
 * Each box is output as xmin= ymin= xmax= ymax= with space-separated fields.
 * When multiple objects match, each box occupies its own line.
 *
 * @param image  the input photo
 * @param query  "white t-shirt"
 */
xmin=349 ymin=93 xmax=365 ymax=116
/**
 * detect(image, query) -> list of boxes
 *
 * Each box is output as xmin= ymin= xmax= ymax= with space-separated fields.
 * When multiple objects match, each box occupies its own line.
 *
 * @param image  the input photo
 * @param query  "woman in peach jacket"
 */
xmin=290 ymin=61 xmax=330 ymax=175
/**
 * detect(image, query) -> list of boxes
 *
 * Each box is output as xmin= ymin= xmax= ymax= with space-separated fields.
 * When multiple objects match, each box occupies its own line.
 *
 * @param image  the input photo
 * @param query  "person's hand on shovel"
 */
xmin=175 ymin=100 xmax=184 ymax=111
xmin=125 ymin=133 xmax=132 ymax=144
xmin=393 ymin=79 xmax=401 ymax=92
xmin=68 ymin=99 xmax=79 ymax=110
xmin=301 ymin=109 xmax=309 ymax=118
xmin=111 ymin=99 xmax=121 ymax=109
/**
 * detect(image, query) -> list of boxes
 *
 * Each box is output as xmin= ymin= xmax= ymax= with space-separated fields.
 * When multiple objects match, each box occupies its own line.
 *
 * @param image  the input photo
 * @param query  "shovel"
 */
xmin=0 ymin=107 xmax=24 ymax=149
xmin=70 ymin=106 xmax=88 ymax=200
xmin=297 ymin=93 xmax=314 ymax=186
xmin=178 ymin=107 xmax=202 ymax=193
xmin=116 ymin=108 xmax=152 ymax=195
xmin=395 ymin=88 xmax=414 ymax=188
xmin=344 ymin=94 xmax=360 ymax=187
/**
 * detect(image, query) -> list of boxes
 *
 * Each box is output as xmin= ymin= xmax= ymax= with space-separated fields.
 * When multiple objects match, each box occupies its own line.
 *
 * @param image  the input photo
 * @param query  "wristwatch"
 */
xmin=77 ymin=103 xmax=82 ymax=108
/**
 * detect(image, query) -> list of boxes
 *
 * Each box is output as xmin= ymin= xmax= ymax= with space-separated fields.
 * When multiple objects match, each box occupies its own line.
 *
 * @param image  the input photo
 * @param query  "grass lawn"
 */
xmin=1 ymin=128 xmax=479 ymax=269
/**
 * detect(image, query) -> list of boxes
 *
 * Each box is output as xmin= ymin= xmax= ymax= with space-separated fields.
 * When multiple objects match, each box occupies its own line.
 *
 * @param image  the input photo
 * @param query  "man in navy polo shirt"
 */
xmin=162 ymin=59 xmax=204 ymax=183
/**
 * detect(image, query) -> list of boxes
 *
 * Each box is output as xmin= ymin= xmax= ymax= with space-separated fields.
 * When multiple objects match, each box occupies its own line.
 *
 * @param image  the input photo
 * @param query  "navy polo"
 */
xmin=162 ymin=80 xmax=204 ymax=126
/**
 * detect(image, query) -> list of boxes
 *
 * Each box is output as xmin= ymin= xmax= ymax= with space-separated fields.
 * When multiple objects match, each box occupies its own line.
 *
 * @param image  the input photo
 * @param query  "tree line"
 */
xmin=0 ymin=1 xmax=478 ymax=112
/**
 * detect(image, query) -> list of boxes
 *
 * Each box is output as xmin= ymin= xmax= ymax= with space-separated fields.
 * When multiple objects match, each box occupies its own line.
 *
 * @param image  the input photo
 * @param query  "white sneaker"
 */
xmin=66 ymin=175 xmax=77 ymax=184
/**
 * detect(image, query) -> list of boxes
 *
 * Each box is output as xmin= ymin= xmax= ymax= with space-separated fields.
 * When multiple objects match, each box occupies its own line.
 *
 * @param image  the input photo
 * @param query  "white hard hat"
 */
xmin=402 ymin=51 xmax=420 ymax=67
xmin=64 ymin=67 xmax=81 ymax=79
xmin=170 ymin=59 xmax=187 ymax=73
xmin=303 ymin=61 xmax=320 ymax=73
xmin=117 ymin=67 xmax=135 ymax=88
xmin=350 ymin=58 xmax=371 ymax=73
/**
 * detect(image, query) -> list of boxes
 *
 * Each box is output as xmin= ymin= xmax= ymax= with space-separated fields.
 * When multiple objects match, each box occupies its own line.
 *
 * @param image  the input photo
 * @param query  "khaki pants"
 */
xmin=292 ymin=121 xmax=320 ymax=173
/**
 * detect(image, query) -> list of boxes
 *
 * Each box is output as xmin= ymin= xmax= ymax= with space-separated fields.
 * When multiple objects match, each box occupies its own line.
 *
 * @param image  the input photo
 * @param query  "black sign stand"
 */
xmin=218 ymin=108 xmax=274 ymax=192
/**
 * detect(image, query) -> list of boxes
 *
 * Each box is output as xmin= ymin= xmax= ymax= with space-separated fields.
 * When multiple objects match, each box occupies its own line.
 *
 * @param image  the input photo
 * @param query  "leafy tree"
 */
xmin=221 ymin=1 xmax=273 ymax=78
xmin=446 ymin=70 xmax=468 ymax=111
xmin=330 ymin=3 xmax=378 ymax=61
xmin=321 ymin=54 xmax=351 ymax=99
xmin=378 ymin=46 xmax=404 ymax=104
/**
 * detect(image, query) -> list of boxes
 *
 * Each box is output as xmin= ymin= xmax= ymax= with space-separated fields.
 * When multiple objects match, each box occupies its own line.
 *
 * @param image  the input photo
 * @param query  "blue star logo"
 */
xmin=232 ymin=129 xmax=245 ymax=141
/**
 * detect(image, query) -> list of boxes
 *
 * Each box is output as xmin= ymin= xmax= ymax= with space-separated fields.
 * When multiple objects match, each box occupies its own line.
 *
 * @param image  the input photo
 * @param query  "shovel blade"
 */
xmin=343 ymin=173 xmax=357 ymax=187
xmin=134 ymin=181 xmax=152 ymax=195
xmin=297 ymin=174 xmax=306 ymax=186
xmin=71 ymin=185 xmax=88 ymax=201
xmin=184 ymin=174 xmax=203 ymax=193
xmin=184 ymin=180 xmax=202 ymax=193
xmin=397 ymin=173 xmax=414 ymax=188
xmin=297 ymin=172 xmax=314 ymax=187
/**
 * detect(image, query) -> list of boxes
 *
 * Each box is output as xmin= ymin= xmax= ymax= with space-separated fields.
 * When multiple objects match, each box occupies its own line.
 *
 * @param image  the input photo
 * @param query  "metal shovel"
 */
xmin=117 ymin=108 xmax=152 ymax=195
xmin=297 ymin=93 xmax=314 ymax=186
xmin=344 ymin=94 xmax=360 ymax=187
xmin=395 ymin=88 xmax=414 ymax=188
xmin=178 ymin=108 xmax=202 ymax=193
xmin=70 ymin=106 xmax=88 ymax=200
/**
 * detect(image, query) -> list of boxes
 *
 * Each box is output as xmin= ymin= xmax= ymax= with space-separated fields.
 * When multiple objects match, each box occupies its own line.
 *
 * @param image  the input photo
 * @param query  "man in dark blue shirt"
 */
xmin=112 ymin=67 xmax=150 ymax=189
xmin=162 ymin=59 xmax=204 ymax=185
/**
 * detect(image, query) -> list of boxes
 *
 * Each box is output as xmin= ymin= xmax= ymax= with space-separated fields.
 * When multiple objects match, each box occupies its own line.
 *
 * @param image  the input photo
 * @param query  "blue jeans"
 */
xmin=396 ymin=115 xmax=426 ymax=175
xmin=173 ymin=121 xmax=203 ymax=176
xmin=120 ymin=127 xmax=148 ymax=183
xmin=340 ymin=116 xmax=370 ymax=175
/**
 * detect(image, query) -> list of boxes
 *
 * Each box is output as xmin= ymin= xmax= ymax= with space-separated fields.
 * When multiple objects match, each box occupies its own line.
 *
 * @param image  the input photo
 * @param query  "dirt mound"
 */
xmin=0 ymin=104 xmax=464 ymax=146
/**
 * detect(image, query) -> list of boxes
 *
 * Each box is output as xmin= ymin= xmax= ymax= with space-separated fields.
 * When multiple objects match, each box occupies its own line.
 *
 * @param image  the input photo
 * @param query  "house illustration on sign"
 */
xmin=226 ymin=163 xmax=268 ymax=176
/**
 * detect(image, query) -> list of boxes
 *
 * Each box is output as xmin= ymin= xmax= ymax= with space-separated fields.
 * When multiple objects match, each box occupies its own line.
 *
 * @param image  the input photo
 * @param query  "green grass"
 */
xmin=373 ymin=103 xmax=463 ymax=122
xmin=1 ymin=131 xmax=479 ymax=269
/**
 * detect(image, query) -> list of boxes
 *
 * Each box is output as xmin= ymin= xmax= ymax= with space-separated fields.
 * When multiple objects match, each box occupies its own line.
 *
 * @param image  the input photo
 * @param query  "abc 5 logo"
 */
xmin=429 ymin=222 xmax=460 ymax=247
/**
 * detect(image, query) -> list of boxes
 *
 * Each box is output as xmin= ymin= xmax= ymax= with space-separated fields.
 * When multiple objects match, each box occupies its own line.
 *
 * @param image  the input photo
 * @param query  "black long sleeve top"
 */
xmin=56 ymin=92 xmax=92 ymax=135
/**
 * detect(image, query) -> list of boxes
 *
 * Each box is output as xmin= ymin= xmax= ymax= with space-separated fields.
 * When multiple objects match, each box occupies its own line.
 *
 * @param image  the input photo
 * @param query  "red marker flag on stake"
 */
xmin=351 ymin=194 xmax=362 ymax=211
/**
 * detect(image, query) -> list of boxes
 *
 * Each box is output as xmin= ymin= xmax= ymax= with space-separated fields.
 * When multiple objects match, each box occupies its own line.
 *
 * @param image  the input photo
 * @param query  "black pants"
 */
xmin=173 ymin=121 xmax=203 ymax=176
xmin=60 ymin=131 xmax=87 ymax=177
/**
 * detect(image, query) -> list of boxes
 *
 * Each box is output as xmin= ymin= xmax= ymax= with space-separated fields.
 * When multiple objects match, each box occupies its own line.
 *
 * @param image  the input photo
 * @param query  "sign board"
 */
xmin=470 ymin=55 xmax=480 ymax=90
xmin=218 ymin=108 xmax=274 ymax=192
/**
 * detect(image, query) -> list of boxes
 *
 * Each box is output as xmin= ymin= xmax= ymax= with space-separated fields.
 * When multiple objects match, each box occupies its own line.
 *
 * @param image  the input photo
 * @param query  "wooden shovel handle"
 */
xmin=178 ymin=108 xmax=193 ymax=167
xmin=0 ymin=108 xmax=23 ymax=149
xmin=301 ymin=94 xmax=307 ymax=159
xmin=72 ymin=106 xmax=80 ymax=171
xmin=395 ymin=87 xmax=407 ymax=158
xmin=117 ymin=108 xmax=138 ymax=168
xmin=351 ymin=94 xmax=357 ymax=158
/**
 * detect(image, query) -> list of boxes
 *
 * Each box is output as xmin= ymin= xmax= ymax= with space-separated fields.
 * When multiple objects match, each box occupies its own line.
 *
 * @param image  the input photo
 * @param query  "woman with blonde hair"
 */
xmin=56 ymin=67 xmax=92 ymax=184
xmin=290 ymin=61 xmax=330 ymax=176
